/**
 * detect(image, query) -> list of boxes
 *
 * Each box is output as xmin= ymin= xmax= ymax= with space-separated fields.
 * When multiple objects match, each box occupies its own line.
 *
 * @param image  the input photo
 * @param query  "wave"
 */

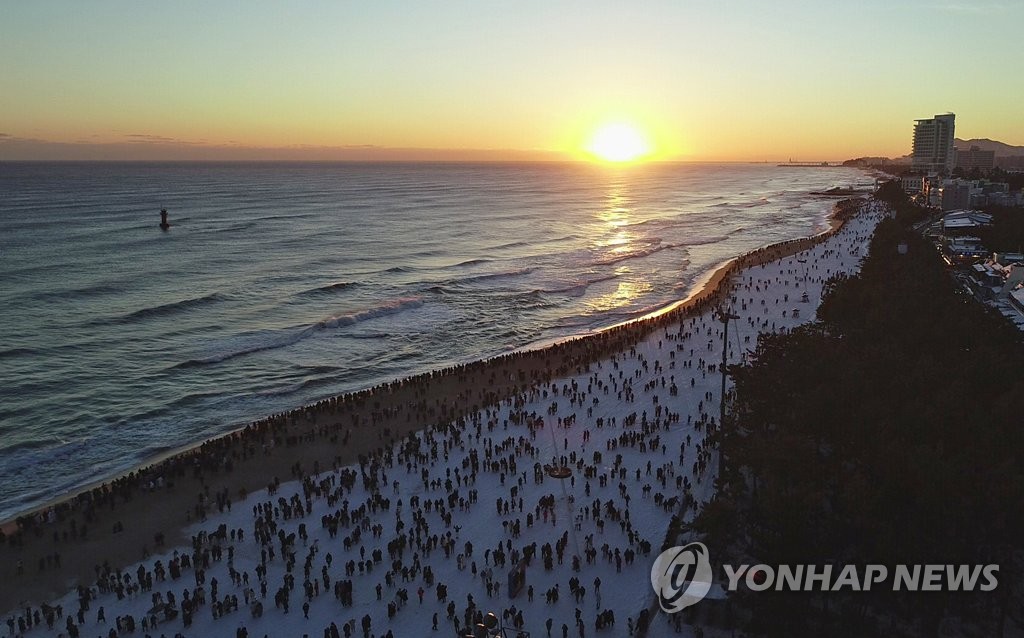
xmin=296 ymin=281 xmax=358 ymax=297
xmin=210 ymin=221 xmax=257 ymax=234
xmin=254 ymin=213 xmax=318 ymax=222
xmin=0 ymin=347 xmax=37 ymax=360
xmin=455 ymin=268 xmax=534 ymax=285
xmin=517 ymin=293 xmax=556 ymax=310
xmin=295 ymin=363 xmax=344 ymax=375
xmin=541 ymin=274 xmax=619 ymax=297
xmin=32 ymin=282 xmax=122 ymax=302
xmin=710 ymin=197 xmax=770 ymax=209
xmin=0 ymin=436 xmax=94 ymax=476
xmin=171 ymin=297 xmax=424 ymax=369
xmin=119 ymin=389 xmax=229 ymax=424
xmin=552 ymin=314 xmax=602 ymax=330
xmin=0 ymin=438 xmax=54 ymax=455
xmin=683 ymin=235 xmax=730 ymax=247
xmin=253 ymin=377 xmax=337 ymax=399
xmin=118 ymin=292 xmax=226 ymax=323
xmin=345 ymin=331 xmax=393 ymax=340
xmin=313 ymin=297 xmax=423 ymax=329
xmin=488 ymin=240 xmax=531 ymax=251
xmin=448 ymin=258 xmax=493 ymax=268
xmin=590 ymin=242 xmax=685 ymax=267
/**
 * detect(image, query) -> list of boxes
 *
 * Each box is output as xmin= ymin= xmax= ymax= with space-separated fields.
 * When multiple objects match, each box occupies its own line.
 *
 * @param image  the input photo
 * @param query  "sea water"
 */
xmin=0 ymin=161 xmax=866 ymax=519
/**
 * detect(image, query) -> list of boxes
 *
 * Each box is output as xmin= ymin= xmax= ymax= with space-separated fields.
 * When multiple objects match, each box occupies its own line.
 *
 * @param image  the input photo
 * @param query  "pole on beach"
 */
xmin=717 ymin=306 xmax=739 ymax=469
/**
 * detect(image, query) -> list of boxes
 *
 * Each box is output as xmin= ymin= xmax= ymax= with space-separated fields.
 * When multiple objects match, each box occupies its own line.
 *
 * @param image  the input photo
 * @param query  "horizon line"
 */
xmin=0 ymin=135 xmax=881 ymax=164
xmin=0 ymin=158 xmax=858 ymax=165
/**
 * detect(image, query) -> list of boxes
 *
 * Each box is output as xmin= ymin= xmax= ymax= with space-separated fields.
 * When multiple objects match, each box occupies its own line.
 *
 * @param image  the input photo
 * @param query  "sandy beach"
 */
xmin=0 ymin=197 xmax=877 ymax=631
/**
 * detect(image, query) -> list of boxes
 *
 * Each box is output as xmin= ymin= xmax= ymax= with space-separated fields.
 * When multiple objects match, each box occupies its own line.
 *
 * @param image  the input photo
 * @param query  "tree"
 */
xmin=696 ymin=202 xmax=1024 ymax=635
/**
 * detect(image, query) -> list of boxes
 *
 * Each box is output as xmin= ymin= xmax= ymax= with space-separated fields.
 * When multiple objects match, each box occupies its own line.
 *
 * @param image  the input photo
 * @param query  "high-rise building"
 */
xmin=956 ymin=145 xmax=995 ymax=171
xmin=912 ymin=113 xmax=956 ymax=173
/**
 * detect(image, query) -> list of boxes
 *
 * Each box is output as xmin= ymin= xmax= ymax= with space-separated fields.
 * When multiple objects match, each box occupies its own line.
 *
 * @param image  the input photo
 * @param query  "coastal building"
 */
xmin=922 ymin=175 xmax=943 ymax=207
xmin=994 ymin=252 xmax=1024 ymax=266
xmin=900 ymin=175 xmax=923 ymax=194
xmin=956 ymin=145 xmax=996 ymax=171
xmin=941 ymin=181 xmax=972 ymax=211
xmin=987 ymin=190 xmax=1024 ymax=207
xmin=922 ymin=175 xmax=967 ymax=209
xmin=1008 ymin=287 xmax=1024 ymax=320
xmin=942 ymin=235 xmax=988 ymax=264
xmin=921 ymin=176 xmax=1020 ymax=210
xmin=961 ymin=180 xmax=1023 ymax=208
xmin=942 ymin=209 xmax=992 ymax=232
xmin=912 ymin=113 xmax=956 ymax=173
xmin=934 ymin=214 xmax=990 ymax=263
xmin=965 ymin=255 xmax=1024 ymax=301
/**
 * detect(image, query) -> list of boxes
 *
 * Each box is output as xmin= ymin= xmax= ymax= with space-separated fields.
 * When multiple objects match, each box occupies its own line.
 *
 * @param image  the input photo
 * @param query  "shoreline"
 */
xmin=0 ymin=198 xmax=861 ymax=532
xmin=0 ymin=203 xmax=847 ymax=528
xmin=0 ymin=196 xmax=866 ymax=610
xmin=0 ymin=200 xmax=852 ymax=531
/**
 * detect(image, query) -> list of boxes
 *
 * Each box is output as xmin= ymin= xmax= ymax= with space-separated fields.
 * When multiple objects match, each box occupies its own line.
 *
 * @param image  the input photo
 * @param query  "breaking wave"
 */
xmin=296 ymin=281 xmax=359 ymax=298
xmin=172 ymin=297 xmax=424 ymax=369
xmin=590 ymin=242 xmax=685 ymax=267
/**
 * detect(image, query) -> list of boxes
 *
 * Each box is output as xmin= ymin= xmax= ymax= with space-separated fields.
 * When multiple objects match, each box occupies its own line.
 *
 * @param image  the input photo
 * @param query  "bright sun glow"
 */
xmin=586 ymin=123 xmax=651 ymax=162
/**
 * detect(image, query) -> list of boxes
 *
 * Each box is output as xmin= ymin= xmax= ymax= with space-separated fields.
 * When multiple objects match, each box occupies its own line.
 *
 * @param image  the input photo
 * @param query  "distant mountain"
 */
xmin=955 ymin=138 xmax=1024 ymax=156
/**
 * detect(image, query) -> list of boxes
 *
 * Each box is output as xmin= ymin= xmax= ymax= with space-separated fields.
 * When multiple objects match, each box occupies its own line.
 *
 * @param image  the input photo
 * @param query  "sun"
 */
xmin=586 ymin=122 xmax=651 ymax=163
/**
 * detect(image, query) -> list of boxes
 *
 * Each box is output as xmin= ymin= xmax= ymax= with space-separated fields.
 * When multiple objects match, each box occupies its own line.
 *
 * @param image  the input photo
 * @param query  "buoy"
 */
xmin=159 ymin=208 xmax=171 ymax=231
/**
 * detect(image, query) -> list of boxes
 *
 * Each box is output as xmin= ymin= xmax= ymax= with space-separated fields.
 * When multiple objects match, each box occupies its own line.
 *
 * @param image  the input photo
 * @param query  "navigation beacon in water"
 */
xmin=159 ymin=208 xmax=171 ymax=230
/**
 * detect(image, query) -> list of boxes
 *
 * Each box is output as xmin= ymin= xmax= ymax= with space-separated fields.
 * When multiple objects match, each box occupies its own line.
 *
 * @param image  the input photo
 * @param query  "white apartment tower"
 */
xmin=912 ymin=113 xmax=956 ymax=173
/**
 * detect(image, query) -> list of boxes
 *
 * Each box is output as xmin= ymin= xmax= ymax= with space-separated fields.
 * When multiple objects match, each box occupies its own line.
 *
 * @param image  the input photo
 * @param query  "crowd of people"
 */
xmin=2 ymin=200 xmax=889 ymax=637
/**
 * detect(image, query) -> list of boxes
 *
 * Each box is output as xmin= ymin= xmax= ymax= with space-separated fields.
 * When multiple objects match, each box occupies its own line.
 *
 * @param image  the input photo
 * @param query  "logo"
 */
xmin=650 ymin=542 xmax=713 ymax=613
xmin=651 ymin=544 xmax=1000 ymax=612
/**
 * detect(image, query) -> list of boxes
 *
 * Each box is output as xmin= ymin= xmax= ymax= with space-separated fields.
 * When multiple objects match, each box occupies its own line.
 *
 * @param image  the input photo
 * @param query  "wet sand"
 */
xmin=0 ymin=198 xmax=864 ymax=612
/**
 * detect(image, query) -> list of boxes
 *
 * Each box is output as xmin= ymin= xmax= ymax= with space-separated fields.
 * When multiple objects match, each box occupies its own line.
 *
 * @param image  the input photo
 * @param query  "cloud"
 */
xmin=124 ymin=134 xmax=195 ymax=145
xmin=0 ymin=133 xmax=42 ymax=144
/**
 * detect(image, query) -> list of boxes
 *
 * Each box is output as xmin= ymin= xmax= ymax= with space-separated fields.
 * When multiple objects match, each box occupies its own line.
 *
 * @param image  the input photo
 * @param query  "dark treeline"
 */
xmin=696 ymin=182 xmax=1024 ymax=636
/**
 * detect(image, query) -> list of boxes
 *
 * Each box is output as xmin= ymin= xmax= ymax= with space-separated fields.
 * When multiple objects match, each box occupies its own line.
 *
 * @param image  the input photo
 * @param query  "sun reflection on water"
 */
xmin=585 ymin=180 xmax=654 ymax=312
xmin=593 ymin=186 xmax=634 ymax=251
xmin=586 ymin=268 xmax=654 ymax=312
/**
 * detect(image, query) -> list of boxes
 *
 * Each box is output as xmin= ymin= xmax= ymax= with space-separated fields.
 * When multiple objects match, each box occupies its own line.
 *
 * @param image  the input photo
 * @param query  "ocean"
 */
xmin=0 ymin=161 xmax=866 ymax=520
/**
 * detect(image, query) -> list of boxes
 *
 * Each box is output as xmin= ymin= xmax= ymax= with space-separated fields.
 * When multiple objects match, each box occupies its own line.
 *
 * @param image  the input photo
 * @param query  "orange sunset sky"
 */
xmin=1 ymin=1 xmax=1022 ymax=162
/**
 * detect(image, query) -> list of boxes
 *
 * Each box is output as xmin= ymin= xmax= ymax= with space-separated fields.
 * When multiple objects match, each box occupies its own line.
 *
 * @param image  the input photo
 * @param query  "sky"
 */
xmin=1 ymin=0 xmax=1022 ymax=161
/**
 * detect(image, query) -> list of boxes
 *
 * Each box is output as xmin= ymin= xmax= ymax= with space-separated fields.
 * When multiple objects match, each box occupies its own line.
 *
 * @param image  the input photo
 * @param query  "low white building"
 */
xmin=942 ymin=210 xmax=992 ymax=232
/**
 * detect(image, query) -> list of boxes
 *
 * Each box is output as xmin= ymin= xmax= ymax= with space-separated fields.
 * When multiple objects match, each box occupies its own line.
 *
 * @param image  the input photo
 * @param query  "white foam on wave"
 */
xmin=174 ymin=297 xmax=425 ymax=369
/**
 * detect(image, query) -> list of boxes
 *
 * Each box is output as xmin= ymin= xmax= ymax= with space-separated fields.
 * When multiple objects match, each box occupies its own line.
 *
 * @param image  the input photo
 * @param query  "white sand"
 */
xmin=4 ymin=203 xmax=889 ymax=638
